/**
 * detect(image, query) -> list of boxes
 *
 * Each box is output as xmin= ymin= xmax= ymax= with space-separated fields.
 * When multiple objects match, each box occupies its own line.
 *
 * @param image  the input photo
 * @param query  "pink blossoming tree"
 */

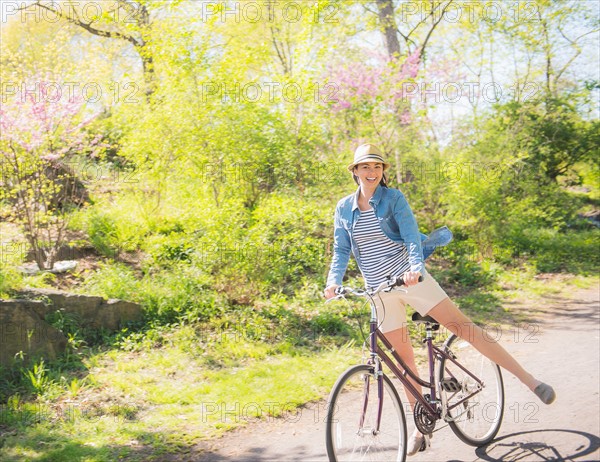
xmin=326 ymin=48 xmax=421 ymax=119
xmin=0 ymin=81 xmax=102 ymax=270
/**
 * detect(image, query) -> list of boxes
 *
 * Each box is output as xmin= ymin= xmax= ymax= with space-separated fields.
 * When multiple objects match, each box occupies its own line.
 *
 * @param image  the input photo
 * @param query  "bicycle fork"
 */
xmin=356 ymin=358 xmax=384 ymax=437
xmin=359 ymin=312 xmax=383 ymax=435
xmin=357 ymin=314 xmax=384 ymax=436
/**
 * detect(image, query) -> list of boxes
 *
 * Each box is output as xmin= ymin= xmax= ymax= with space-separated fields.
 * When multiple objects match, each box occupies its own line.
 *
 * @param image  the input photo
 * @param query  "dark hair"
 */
xmin=352 ymin=169 xmax=389 ymax=187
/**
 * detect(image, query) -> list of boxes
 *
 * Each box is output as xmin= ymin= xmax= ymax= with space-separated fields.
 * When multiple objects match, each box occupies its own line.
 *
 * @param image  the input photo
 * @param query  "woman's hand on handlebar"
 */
xmin=403 ymin=271 xmax=423 ymax=287
xmin=324 ymin=285 xmax=339 ymax=299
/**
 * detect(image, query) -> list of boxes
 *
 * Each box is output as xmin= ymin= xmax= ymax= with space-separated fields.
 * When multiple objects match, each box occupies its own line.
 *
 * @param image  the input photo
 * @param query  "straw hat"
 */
xmin=347 ymin=144 xmax=390 ymax=171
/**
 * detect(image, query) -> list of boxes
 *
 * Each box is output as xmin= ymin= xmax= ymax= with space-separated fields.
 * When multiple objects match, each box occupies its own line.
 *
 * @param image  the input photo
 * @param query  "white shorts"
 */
xmin=373 ymin=270 xmax=448 ymax=333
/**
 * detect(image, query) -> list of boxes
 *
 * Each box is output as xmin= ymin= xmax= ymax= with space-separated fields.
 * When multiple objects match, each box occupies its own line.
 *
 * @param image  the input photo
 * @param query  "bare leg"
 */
xmin=384 ymin=326 xmax=432 ymax=454
xmin=384 ymin=326 xmax=421 ymax=412
xmin=428 ymin=298 xmax=541 ymax=391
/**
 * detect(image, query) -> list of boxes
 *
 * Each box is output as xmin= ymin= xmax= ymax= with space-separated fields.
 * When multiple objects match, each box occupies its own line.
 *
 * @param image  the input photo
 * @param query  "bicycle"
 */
xmin=325 ymin=275 xmax=505 ymax=462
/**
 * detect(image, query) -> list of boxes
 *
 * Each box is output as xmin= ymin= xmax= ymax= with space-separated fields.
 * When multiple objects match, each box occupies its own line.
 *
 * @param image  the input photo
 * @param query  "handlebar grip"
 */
xmin=334 ymin=286 xmax=346 ymax=296
xmin=394 ymin=274 xmax=424 ymax=287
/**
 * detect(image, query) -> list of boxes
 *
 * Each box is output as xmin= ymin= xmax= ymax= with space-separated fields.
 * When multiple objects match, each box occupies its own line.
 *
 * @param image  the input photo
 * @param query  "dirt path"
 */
xmin=192 ymin=286 xmax=599 ymax=462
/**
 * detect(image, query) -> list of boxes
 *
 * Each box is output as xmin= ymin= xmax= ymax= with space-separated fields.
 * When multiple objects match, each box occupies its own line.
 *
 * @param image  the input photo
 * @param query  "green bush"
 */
xmin=142 ymin=232 xmax=195 ymax=265
xmin=510 ymin=228 xmax=600 ymax=274
xmin=309 ymin=311 xmax=352 ymax=336
xmin=82 ymin=261 xmax=227 ymax=324
xmin=0 ymin=265 xmax=22 ymax=297
xmin=86 ymin=211 xmax=125 ymax=257
xmin=140 ymin=266 xmax=226 ymax=324
xmin=82 ymin=261 xmax=141 ymax=301
xmin=244 ymin=194 xmax=332 ymax=292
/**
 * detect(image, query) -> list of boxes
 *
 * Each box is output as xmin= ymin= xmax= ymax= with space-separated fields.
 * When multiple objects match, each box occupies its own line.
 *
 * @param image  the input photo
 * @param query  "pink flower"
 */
xmin=323 ymin=49 xmax=422 ymax=112
xmin=0 ymin=78 xmax=101 ymax=160
xmin=399 ymin=109 xmax=412 ymax=125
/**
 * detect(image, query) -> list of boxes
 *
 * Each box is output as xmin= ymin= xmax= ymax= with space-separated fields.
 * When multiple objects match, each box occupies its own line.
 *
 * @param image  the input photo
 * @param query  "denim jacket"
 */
xmin=326 ymin=185 xmax=452 ymax=288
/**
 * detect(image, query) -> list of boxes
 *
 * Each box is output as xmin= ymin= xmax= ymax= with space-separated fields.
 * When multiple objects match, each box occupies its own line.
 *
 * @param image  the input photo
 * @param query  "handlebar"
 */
xmin=333 ymin=274 xmax=424 ymax=298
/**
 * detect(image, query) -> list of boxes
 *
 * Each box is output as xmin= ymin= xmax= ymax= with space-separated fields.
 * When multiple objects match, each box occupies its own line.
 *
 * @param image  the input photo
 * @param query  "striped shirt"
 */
xmin=353 ymin=209 xmax=410 ymax=289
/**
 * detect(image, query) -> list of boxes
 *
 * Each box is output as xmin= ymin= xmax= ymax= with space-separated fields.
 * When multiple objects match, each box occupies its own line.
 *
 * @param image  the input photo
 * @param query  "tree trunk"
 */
xmin=376 ymin=0 xmax=401 ymax=61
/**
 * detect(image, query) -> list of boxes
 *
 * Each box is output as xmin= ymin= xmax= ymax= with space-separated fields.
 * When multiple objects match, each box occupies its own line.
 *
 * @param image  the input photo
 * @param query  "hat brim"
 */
xmin=347 ymin=155 xmax=390 ymax=172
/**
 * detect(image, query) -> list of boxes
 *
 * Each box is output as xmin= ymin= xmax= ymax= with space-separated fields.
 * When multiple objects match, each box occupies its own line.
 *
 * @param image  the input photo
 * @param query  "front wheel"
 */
xmin=438 ymin=334 xmax=504 ymax=446
xmin=325 ymin=364 xmax=407 ymax=462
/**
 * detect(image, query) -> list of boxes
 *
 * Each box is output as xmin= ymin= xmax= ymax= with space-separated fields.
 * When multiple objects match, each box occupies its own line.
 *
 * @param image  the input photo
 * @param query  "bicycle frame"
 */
xmin=364 ymin=293 xmax=486 ymax=433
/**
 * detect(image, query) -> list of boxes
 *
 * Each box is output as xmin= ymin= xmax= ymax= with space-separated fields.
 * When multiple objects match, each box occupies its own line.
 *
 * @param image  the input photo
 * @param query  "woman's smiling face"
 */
xmin=354 ymin=162 xmax=384 ymax=190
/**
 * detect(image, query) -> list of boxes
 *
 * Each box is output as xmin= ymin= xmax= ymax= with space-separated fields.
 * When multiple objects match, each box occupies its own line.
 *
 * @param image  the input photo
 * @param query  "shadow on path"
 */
xmin=473 ymin=429 xmax=600 ymax=462
xmin=193 ymin=444 xmax=327 ymax=462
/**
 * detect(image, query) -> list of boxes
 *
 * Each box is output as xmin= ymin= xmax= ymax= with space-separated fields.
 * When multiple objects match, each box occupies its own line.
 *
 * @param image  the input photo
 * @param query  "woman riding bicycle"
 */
xmin=323 ymin=143 xmax=556 ymax=456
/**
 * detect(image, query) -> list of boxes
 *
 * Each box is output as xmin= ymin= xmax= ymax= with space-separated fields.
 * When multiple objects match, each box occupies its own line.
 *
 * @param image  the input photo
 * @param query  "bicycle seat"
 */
xmin=411 ymin=312 xmax=439 ymax=326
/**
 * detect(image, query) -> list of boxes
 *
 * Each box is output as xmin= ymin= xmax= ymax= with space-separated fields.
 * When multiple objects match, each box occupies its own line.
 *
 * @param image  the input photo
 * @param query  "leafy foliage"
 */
xmin=0 ymin=84 xmax=102 ymax=269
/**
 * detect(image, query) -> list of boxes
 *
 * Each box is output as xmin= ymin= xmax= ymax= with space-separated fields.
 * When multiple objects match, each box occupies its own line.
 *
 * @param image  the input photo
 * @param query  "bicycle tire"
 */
xmin=326 ymin=364 xmax=407 ymax=462
xmin=437 ymin=334 xmax=504 ymax=446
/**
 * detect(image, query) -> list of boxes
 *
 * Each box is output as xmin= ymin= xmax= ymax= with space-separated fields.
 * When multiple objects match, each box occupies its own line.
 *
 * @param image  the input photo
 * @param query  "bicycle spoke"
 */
xmin=438 ymin=336 xmax=504 ymax=446
xmin=326 ymin=365 xmax=407 ymax=461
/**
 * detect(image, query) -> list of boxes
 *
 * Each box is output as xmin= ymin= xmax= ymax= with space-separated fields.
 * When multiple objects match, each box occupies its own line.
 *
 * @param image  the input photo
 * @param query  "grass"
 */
xmin=0 ymin=293 xmax=363 ymax=462
xmin=0 ymin=341 xmax=358 ymax=462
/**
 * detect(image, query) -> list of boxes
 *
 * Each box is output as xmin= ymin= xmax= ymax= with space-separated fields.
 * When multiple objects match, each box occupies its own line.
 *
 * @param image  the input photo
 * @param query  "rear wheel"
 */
xmin=326 ymin=364 xmax=407 ymax=461
xmin=438 ymin=334 xmax=504 ymax=446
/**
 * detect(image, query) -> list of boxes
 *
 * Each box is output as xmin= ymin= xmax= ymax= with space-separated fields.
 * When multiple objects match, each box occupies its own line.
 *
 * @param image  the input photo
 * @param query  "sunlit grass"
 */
xmin=0 ymin=340 xmax=357 ymax=461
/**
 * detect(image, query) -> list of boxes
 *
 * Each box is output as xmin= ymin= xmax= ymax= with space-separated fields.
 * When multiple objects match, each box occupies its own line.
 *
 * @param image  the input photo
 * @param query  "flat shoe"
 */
xmin=407 ymin=431 xmax=431 ymax=456
xmin=534 ymin=382 xmax=556 ymax=404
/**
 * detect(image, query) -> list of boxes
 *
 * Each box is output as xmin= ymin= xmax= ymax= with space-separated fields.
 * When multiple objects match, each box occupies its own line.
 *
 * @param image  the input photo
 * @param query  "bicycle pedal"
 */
xmin=441 ymin=378 xmax=461 ymax=392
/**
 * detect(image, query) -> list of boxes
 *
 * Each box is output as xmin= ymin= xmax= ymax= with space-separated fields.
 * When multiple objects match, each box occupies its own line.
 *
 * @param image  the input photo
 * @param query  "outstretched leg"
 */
xmin=428 ymin=297 xmax=555 ymax=404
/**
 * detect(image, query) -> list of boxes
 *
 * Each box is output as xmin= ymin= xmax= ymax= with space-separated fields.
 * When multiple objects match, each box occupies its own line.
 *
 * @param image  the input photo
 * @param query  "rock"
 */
xmin=0 ymin=300 xmax=68 ymax=366
xmin=19 ymin=260 xmax=78 ymax=275
xmin=0 ymin=289 xmax=144 ymax=366
xmin=104 ymin=299 xmax=144 ymax=330
xmin=579 ymin=210 xmax=600 ymax=227
xmin=21 ymin=287 xmax=104 ymax=312
xmin=20 ymin=288 xmax=143 ymax=331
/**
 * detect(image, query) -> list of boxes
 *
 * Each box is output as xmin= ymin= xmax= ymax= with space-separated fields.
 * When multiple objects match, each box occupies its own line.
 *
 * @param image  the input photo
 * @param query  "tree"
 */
xmin=499 ymin=98 xmax=600 ymax=182
xmin=509 ymin=0 xmax=600 ymax=99
xmin=0 ymin=82 xmax=103 ymax=270
xmin=17 ymin=0 xmax=170 ymax=100
xmin=342 ymin=1 xmax=456 ymax=182
xmin=373 ymin=0 xmax=455 ymax=62
xmin=375 ymin=0 xmax=401 ymax=59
